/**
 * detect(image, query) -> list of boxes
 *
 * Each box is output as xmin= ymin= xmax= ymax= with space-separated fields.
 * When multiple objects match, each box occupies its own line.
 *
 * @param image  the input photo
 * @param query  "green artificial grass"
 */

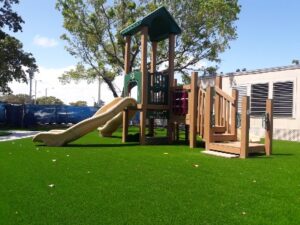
xmin=1 ymin=130 xmax=300 ymax=225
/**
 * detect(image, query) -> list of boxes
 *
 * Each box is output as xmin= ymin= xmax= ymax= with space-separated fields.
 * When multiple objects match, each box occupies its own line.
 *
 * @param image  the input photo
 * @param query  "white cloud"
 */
xmin=9 ymin=66 xmax=124 ymax=106
xmin=33 ymin=35 xmax=58 ymax=48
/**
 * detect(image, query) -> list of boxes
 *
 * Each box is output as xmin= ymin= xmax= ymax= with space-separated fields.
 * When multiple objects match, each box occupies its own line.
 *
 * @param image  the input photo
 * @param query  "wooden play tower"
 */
xmin=121 ymin=6 xmax=181 ymax=145
xmin=120 ymin=6 xmax=273 ymax=158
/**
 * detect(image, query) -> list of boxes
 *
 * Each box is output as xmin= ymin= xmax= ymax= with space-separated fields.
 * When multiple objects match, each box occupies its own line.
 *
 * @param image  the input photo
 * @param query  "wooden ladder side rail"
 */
xmin=215 ymin=76 xmax=222 ymax=126
xmin=197 ymin=89 xmax=205 ymax=137
xmin=204 ymin=86 xmax=214 ymax=149
xmin=240 ymin=96 xmax=250 ymax=158
xmin=197 ymin=88 xmax=204 ymax=135
xmin=189 ymin=72 xmax=198 ymax=148
xmin=231 ymin=89 xmax=238 ymax=140
xmin=265 ymin=99 xmax=273 ymax=156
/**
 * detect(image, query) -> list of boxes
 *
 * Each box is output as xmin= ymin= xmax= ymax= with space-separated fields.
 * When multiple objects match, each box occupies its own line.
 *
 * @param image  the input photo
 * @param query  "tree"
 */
xmin=0 ymin=0 xmax=38 ymax=94
xmin=0 ymin=94 xmax=31 ymax=104
xmin=56 ymin=0 xmax=240 ymax=94
xmin=36 ymin=96 xmax=64 ymax=105
xmin=69 ymin=100 xmax=87 ymax=106
xmin=292 ymin=59 xmax=299 ymax=65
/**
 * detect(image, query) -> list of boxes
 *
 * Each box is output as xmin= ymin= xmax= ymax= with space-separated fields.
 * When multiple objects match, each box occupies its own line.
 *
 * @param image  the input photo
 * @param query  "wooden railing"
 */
xmin=197 ymin=88 xmax=206 ymax=137
xmin=214 ymin=77 xmax=238 ymax=138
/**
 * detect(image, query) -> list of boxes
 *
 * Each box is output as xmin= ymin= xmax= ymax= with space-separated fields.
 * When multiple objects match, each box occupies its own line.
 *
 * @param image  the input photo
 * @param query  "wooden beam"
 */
xmin=189 ymin=72 xmax=198 ymax=148
xmin=231 ymin=89 xmax=238 ymax=140
xmin=148 ymin=42 xmax=157 ymax=137
xmin=122 ymin=109 xmax=129 ymax=143
xmin=167 ymin=34 xmax=176 ymax=143
xmin=122 ymin=36 xmax=131 ymax=143
xmin=265 ymin=99 xmax=273 ymax=156
xmin=240 ymin=96 xmax=250 ymax=159
xmin=215 ymin=76 xmax=222 ymax=126
xmin=124 ymin=36 xmax=131 ymax=74
xmin=140 ymin=27 xmax=148 ymax=145
xmin=204 ymin=86 xmax=213 ymax=148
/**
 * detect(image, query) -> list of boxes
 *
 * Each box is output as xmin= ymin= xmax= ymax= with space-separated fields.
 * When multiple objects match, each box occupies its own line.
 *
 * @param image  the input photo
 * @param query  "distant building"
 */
xmin=200 ymin=65 xmax=300 ymax=142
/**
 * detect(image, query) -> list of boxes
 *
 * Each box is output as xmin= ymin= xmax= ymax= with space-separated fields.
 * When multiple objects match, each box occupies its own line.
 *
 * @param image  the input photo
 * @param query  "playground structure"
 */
xmin=33 ymin=6 xmax=273 ymax=158
xmin=119 ymin=6 xmax=273 ymax=158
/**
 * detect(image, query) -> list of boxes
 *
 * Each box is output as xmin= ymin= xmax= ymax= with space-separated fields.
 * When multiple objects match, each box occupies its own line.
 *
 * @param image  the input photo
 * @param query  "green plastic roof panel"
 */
xmin=120 ymin=6 xmax=181 ymax=42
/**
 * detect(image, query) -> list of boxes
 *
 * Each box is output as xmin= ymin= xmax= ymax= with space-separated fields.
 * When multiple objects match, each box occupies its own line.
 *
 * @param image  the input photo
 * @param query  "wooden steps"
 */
xmin=213 ymin=133 xmax=236 ymax=142
xmin=212 ymin=126 xmax=226 ymax=133
xmin=208 ymin=141 xmax=266 ymax=157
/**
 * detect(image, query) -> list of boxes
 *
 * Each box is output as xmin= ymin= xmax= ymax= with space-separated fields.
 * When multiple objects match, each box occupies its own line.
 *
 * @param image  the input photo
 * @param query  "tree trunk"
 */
xmin=102 ymin=76 xmax=119 ymax=98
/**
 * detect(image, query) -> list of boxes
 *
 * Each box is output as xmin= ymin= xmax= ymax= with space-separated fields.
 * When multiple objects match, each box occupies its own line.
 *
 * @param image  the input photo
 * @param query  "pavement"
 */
xmin=0 ymin=130 xmax=40 ymax=142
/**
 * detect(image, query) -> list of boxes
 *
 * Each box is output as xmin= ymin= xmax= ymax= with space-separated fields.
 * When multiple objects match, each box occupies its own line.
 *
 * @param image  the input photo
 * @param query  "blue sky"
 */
xmin=10 ymin=0 xmax=300 ymax=72
xmin=6 ymin=0 xmax=300 ymax=104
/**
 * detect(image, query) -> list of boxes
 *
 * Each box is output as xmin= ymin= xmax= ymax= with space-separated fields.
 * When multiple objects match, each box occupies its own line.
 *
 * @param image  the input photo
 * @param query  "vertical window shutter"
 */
xmin=251 ymin=83 xmax=269 ymax=115
xmin=235 ymin=86 xmax=247 ymax=113
xmin=273 ymin=81 xmax=293 ymax=117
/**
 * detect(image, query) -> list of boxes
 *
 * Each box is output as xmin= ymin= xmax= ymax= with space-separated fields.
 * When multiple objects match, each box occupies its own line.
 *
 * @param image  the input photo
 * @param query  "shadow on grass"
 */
xmin=61 ymin=143 xmax=140 ymax=148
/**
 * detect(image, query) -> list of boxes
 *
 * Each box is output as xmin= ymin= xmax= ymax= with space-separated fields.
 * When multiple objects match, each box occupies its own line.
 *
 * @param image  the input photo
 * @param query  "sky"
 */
xmin=5 ymin=0 xmax=300 ymax=106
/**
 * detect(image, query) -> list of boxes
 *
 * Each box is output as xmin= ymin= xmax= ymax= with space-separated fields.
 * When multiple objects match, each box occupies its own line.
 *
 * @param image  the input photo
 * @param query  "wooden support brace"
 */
xmin=139 ymin=27 xmax=148 ymax=145
xmin=167 ymin=34 xmax=175 ymax=143
xmin=215 ymin=76 xmax=222 ymax=126
xmin=122 ymin=110 xmax=129 ymax=143
xmin=240 ymin=96 xmax=250 ymax=159
xmin=265 ymin=99 xmax=273 ymax=156
xmin=204 ymin=86 xmax=213 ymax=150
xmin=122 ymin=35 xmax=131 ymax=143
xmin=231 ymin=89 xmax=238 ymax=140
xmin=189 ymin=72 xmax=198 ymax=148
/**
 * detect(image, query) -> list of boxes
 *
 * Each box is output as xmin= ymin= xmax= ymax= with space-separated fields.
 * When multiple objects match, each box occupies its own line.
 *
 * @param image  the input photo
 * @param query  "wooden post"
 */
xmin=167 ymin=34 xmax=175 ymax=143
xmin=231 ymin=89 xmax=238 ymax=140
xmin=189 ymin=72 xmax=198 ymax=148
xmin=265 ymin=99 xmax=273 ymax=156
xmin=240 ymin=96 xmax=250 ymax=159
xmin=204 ymin=86 xmax=213 ymax=150
xmin=215 ymin=76 xmax=222 ymax=126
xmin=122 ymin=36 xmax=131 ymax=143
xmin=140 ymin=27 xmax=148 ymax=145
xmin=148 ymin=42 xmax=157 ymax=137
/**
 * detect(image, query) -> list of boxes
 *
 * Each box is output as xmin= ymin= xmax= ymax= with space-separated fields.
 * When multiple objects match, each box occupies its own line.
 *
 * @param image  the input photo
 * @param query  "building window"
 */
xmin=251 ymin=83 xmax=269 ymax=116
xmin=273 ymin=81 xmax=293 ymax=117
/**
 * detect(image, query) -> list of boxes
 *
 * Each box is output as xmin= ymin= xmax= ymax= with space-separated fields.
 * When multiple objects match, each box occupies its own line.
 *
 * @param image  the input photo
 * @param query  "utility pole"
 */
xmin=34 ymin=80 xmax=37 ymax=104
xmin=29 ymin=69 xmax=34 ymax=103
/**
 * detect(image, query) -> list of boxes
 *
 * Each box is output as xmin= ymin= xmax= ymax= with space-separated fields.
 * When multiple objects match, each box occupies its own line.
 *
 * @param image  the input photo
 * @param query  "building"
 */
xmin=200 ymin=64 xmax=300 ymax=142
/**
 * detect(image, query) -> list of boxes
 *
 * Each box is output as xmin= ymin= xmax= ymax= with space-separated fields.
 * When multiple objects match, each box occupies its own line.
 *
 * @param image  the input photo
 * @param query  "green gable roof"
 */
xmin=120 ymin=6 xmax=182 ymax=42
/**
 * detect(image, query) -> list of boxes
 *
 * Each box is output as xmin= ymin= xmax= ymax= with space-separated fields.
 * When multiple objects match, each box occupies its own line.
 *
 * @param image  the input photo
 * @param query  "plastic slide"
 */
xmin=97 ymin=107 xmax=136 ymax=138
xmin=32 ymin=97 xmax=137 ymax=146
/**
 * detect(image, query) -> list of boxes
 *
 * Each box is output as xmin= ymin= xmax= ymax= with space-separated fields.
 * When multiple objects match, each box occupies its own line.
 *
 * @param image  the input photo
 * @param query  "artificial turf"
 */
xmin=0 ymin=130 xmax=300 ymax=225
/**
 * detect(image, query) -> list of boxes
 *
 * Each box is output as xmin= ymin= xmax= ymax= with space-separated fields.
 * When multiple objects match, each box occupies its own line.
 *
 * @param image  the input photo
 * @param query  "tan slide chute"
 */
xmin=32 ymin=97 xmax=137 ymax=146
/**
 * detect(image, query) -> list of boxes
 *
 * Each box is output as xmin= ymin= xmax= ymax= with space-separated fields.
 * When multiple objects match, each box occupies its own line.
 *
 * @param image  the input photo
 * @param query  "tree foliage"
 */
xmin=0 ymin=0 xmax=37 ymax=94
xmin=0 ymin=93 xmax=31 ymax=104
xmin=57 ymin=0 xmax=240 ymax=94
xmin=69 ymin=100 xmax=87 ymax=106
xmin=36 ymin=96 xmax=64 ymax=105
